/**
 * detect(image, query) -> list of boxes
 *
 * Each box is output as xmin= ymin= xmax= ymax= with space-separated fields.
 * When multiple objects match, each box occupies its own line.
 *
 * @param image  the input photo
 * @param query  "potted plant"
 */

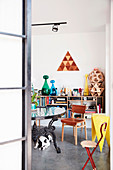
xmin=31 ymin=93 xmax=40 ymax=109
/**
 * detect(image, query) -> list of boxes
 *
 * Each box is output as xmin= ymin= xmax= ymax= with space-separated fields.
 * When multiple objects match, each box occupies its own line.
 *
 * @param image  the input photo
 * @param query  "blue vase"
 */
xmin=50 ymin=80 xmax=57 ymax=96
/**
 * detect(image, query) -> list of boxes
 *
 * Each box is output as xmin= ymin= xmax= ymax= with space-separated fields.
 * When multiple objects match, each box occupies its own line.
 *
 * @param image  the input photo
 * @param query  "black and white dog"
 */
xmin=34 ymin=135 xmax=53 ymax=150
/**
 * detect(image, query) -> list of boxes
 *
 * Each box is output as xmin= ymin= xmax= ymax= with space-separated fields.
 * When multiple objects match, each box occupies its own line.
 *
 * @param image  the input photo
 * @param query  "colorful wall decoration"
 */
xmin=57 ymin=51 xmax=79 ymax=71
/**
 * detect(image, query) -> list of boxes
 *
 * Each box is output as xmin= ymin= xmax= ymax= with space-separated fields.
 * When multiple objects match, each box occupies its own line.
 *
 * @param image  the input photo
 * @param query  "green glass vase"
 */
xmin=42 ymin=75 xmax=50 ymax=95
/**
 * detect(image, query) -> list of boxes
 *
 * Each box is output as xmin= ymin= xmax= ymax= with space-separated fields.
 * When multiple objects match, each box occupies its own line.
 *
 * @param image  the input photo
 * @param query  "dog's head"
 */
xmin=48 ymin=135 xmax=53 ymax=143
xmin=38 ymin=136 xmax=50 ymax=150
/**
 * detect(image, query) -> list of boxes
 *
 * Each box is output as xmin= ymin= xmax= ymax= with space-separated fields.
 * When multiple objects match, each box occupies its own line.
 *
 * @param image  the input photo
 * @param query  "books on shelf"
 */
xmin=97 ymin=104 xmax=102 ymax=113
xmin=68 ymin=110 xmax=71 ymax=118
xmin=46 ymin=97 xmax=49 ymax=104
xmin=56 ymin=101 xmax=67 ymax=104
xmin=37 ymin=97 xmax=46 ymax=106
xmin=40 ymin=97 xmax=45 ymax=106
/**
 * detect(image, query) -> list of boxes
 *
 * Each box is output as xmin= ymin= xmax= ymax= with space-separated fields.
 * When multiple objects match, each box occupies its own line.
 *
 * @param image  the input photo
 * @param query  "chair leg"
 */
xmin=82 ymin=147 xmax=96 ymax=170
xmin=74 ymin=125 xmax=77 ymax=145
xmin=38 ymin=120 xmax=40 ymax=127
xmin=81 ymin=122 xmax=83 ymax=131
xmin=61 ymin=123 xmax=64 ymax=142
xmin=84 ymin=121 xmax=87 ymax=140
xmin=85 ymin=147 xmax=96 ymax=169
xmin=81 ymin=114 xmax=83 ymax=131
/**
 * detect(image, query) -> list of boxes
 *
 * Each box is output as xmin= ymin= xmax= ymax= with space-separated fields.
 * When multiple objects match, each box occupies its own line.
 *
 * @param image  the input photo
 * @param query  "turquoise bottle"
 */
xmin=50 ymin=80 xmax=57 ymax=96
xmin=42 ymin=75 xmax=50 ymax=95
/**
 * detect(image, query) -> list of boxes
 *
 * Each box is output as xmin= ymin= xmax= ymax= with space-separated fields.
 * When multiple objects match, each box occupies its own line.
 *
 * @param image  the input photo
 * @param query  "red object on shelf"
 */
xmin=99 ymin=104 xmax=101 ymax=113
xmin=46 ymin=97 xmax=49 ymax=104
xmin=79 ymin=88 xmax=82 ymax=95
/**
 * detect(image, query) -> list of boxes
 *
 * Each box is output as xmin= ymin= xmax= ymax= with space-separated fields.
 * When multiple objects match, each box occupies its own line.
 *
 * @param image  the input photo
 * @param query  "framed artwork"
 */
xmin=57 ymin=51 xmax=79 ymax=71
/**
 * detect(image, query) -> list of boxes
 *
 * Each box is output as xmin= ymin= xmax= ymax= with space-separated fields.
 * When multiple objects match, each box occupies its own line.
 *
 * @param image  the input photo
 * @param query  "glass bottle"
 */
xmin=50 ymin=80 xmax=57 ymax=96
xmin=42 ymin=75 xmax=50 ymax=95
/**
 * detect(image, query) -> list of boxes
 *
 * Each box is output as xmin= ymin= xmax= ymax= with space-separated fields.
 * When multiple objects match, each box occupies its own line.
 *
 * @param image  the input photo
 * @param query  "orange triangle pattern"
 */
xmin=57 ymin=51 xmax=79 ymax=71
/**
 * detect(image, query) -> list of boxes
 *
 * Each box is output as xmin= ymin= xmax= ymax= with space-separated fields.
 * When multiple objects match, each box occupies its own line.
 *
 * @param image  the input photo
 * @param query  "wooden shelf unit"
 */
xmin=36 ymin=95 xmax=104 ymax=118
xmin=46 ymin=104 xmax=67 ymax=106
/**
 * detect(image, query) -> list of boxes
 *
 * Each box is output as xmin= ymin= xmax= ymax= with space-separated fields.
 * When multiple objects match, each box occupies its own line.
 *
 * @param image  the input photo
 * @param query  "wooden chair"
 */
xmin=80 ymin=122 xmax=107 ymax=170
xmin=61 ymin=105 xmax=87 ymax=145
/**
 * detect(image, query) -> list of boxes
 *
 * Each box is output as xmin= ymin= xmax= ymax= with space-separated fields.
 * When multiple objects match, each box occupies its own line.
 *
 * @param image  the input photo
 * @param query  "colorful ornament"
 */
xmin=50 ymin=80 xmax=57 ymax=96
xmin=88 ymin=68 xmax=104 ymax=96
xmin=84 ymin=74 xmax=89 ymax=96
xmin=42 ymin=75 xmax=50 ymax=95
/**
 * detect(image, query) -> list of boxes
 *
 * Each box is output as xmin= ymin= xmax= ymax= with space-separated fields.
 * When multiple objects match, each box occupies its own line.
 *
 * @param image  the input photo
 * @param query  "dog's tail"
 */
xmin=48 ymin=116 xmax=58 ymax=129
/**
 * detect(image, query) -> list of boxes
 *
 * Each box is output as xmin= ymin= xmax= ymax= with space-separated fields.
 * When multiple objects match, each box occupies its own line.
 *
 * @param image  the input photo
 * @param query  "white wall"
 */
xmin=105 ymin=24 xmax=110 ymax=116
xmin=32 ymin=32 xmax=105 ymax=92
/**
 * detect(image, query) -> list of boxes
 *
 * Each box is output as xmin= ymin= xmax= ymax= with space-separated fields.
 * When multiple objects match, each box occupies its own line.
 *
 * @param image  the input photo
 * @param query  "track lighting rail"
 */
xmin=31 ymin=22 xmax=67 ymax=27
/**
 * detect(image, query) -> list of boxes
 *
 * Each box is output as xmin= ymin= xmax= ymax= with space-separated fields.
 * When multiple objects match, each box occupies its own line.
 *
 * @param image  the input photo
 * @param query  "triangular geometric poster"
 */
xmin=57 ymin=51 xmax=79 ymax=71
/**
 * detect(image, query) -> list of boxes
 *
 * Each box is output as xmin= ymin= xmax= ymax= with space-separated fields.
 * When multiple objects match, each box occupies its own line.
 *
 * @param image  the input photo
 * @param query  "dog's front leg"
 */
xmin=34 ymin=141 xmax=39 ymax=149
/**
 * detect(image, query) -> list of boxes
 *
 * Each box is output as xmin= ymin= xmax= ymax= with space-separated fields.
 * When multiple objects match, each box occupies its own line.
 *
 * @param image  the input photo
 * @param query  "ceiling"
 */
xmin=32 ymin=0 xmax=110 ymax=35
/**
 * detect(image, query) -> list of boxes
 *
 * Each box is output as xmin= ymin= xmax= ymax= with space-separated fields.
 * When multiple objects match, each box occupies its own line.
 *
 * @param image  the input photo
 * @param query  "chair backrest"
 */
xmin=71 ymin=105 xmax=86 ymax=118
xmin=98 ymin=122 xmax=107 ymax=145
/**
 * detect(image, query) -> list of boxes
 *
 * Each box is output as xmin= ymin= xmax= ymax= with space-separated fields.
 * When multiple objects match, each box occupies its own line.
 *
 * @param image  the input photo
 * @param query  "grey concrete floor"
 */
xmin=32 ymin=127 xmax=110 ymax=170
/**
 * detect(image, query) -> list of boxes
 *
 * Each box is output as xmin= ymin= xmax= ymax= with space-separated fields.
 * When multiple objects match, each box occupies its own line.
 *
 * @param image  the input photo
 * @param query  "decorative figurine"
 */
xmin=50 ymin=80 xmax=57 ymax=96
xmin=79 ymin=88 xmax=82 ymax=96
xmin=84 ymin=74 xmax=89 ymax=96
xmin=42 ymin=75 xmax=50 ymax=95
xmin=60 ymin=86 xmax=65 ymax=96
xmin=88 ymin=68 xmax=105 ymax=96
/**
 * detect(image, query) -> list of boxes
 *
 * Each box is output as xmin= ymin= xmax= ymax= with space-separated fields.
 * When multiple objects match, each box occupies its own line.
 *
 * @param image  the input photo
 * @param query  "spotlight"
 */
xmin=52 ymin=24 xmax=58 ymax=32
xmin=31 ymin=22 xmax=67 ymax=32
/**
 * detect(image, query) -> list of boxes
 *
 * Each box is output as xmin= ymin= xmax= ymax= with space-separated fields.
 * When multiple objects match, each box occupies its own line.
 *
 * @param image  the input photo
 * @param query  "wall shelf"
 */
xmin=46 ymin=104 xmax=67 ymax=106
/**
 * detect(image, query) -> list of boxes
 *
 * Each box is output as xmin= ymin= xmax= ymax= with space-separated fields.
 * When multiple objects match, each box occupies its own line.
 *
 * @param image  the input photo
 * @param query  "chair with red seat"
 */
xmin=61 ymin=104 xmax=87 ymax=145
xmin=81 ymin=122 xmax=107 ymax=170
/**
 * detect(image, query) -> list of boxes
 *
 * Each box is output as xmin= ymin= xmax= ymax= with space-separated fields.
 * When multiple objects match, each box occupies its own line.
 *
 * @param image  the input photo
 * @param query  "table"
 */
xmin=32 ymin=110 xmax=66 ymax=153
xmin=92 ymin=114 xmax=110 ymax=152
